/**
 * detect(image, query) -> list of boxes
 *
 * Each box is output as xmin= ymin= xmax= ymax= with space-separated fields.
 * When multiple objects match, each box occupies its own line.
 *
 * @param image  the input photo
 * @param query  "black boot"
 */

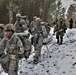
xmin=57 ymin=39 xmax=59 ymax=44
xmin=33 ymin=57 xmax=39 ymax=64
xmin=60 ymin=37 xmax=63 ymax=45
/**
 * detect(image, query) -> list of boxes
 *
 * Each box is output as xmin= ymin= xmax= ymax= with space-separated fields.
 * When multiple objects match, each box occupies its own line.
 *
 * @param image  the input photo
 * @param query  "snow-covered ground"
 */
xmin=1 ymin=28 xmax=76 ymax=75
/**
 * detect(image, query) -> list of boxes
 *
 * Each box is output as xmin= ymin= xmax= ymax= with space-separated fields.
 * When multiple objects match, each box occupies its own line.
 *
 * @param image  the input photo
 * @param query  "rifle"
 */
xmin=15 ymin=32 xmax=30 ymax=38
xmin=0 ymin=53 xmax=7 ymax=59
xmin=36 ymin=30 xmax=43 ymax=44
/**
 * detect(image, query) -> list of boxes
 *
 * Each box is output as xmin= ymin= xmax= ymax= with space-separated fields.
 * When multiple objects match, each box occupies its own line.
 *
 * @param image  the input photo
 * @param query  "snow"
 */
xmin=1 ymin=28 xmax=76 ymax=75
xmin=61 ymin=0 xmax=76 ymax=14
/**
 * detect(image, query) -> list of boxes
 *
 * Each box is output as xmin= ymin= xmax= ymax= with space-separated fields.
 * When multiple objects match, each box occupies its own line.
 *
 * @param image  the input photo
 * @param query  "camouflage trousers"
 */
xmin=0 ymin=55 xmax=9 ymax=73
xmin=0 ymin=55 xmax=19 ymax=75
xmin=8 ymin=59 xmax=18 ymax=75
xmin=24 ymin=50 xmax=31 ymax=59
xmin=56 ymin=31 xmax=64 ymax=44
xmin=34 ymin=37 xmax=43 ymax=61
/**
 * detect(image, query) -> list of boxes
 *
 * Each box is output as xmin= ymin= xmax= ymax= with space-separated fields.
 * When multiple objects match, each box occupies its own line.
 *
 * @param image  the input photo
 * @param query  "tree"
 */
xmin=0 ymin=0 xmax=62 ymax=24
xmin=73 ymin=0 xmax=76 ymax=1
xmin=56 ymin=0 xmax=62 ymax=17
xmin=0 ymin=0 xmax=9 ymax=24
xmin=48 ymin=0 xmax=57 ymax=23
xmin=61 ymin=7 xmax=66 ymax=18
xmin=67 ymin=4 xmax=76 ymax=27
xmin=67 ymin=4 xmax=76 ymax=19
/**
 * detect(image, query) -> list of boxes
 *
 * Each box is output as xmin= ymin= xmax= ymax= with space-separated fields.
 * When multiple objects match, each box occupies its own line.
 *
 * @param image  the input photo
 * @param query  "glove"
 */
xmin=4 ymin=49 xmax=8 ymax=55
xmin=4 ymin=50 xmax=7 ymax=55
xmin=59 ymin=29 xmax=63 ymax=32
xmin=10 ymin=55 xmax=16 ymax=59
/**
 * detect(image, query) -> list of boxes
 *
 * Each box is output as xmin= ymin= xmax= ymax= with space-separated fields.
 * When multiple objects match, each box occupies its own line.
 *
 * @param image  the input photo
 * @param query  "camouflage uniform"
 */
xmin=29 ymin=16 xmax=37 ymax=45
xmin=29 ymin=16 xmax=37 ymax=31
xmin=15 ymin=30 xmax=32 ymax=59
xmin=41 ymin=22 xmax=50 ymax=36
xmin=22 ymin=37 xmax=31 ymax=59
xmin=0 ymin=24 xmax=4 ymax=41
xmin=30 ymin=21 xmax=36 ymax=30
xmin=69 ymin=18 xmax=73 ymax=29
xmin=63 ymin=20 xmax=67 ymax=33
xmin=22 ymin=16 xmax=30 ymax=28
xmin=14 ymin=13 xmax=27 ymax=33
xmin=53 ymin=18 xmax=59 ymax=35
xmin=0 ymin=24 xmax=24 ymax=75
xmin=31 ymin=18 xmax=47 ymax=63
xmin=0 ymin=24 xmax=5 ymax=56
xmin=55 ymin=20 xmax=64 ymax=45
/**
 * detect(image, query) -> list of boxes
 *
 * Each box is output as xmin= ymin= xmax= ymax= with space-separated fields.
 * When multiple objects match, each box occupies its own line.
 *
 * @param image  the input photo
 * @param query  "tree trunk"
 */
xmin=9 ymin=0 xmax=13 ymax=23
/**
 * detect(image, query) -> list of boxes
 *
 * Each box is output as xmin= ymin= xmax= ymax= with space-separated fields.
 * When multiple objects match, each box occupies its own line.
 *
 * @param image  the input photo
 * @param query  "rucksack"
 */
xmin=41 ymin=22 xmax=50 ymax=34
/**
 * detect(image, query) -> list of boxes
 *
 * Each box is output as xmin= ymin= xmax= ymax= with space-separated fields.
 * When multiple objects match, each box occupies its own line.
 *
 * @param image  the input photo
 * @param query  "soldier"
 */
xmin=53 ymin=18 xmax=59 ymax=35
xmin=29 ymin=16 xmax=37 ymax=31
xmin=14 ymin=13 xmax=27 ymax=33
xmin=29 ymin=16 xmax=37 ymax=45
xmin=69 ymin=18 xmax=73 ymax=29
xmin=22 ymin=16 xmax=30 ymax=29
xmin=0 ymin=24 xmax=24 ymax=75
xmin=54 ymin=18 xmax=64 ymax=45
xmin=0 ymin=24 xmax=5 ymax=41
xmin=62 ymin=19 xmax=67 ymax=33
xmin=52 ymin=22 xmax=57 ymax=35
xmin=31 ymin=18 xmax=47 ymax=64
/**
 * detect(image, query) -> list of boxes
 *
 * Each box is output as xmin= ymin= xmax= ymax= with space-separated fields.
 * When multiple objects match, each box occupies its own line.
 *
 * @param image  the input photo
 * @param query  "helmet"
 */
xmin=0 ymin=24 xmax=5 ymax=29
xmin=33 ymin=16 xmax=37 ymax=20
xmin=16 ymin=13 xmax=21 ymax=18
xmin=5 ymin=24 xmax=15 ymax=32
xmin=36 ymin=18 xmax=42 ymax=22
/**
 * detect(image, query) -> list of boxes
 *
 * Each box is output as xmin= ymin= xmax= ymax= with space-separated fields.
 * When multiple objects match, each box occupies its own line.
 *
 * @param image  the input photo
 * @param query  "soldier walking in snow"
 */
xmin=29 ymin=16 xmax=37 ymax=32
xmin=69 ymin=18 xmax=73 ymax=29
xmin=54 ymin=18 xmax=64 ymax=45
xmin=31 ymin=18 xmax=47 ymax=64
xmin=14 ymin=13 xmax=27 ymax=33
xmin=0 ymin=24 xmax=24 ymax=75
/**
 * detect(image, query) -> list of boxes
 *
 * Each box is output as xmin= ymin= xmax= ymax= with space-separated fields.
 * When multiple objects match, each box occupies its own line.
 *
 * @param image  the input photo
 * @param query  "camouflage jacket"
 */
xmin=54 ymin=23 xmax=64 ymax=33
xmin=30 ymin=21 xmax=36 ymax=30
xmin=25 ymin=19 xmax=29 ymax=28
xmin=0 ymin=34 xmax=24 ymax=55
xmin=14 ymin=19 xmax=27 ymax=33
xmin=31 ymin=25 xmax=47 ymax=38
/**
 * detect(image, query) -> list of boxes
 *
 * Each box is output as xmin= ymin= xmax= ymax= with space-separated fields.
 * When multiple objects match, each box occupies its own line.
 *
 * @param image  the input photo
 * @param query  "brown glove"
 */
xmin=10 ymin=55 xmax=16 ymax=59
